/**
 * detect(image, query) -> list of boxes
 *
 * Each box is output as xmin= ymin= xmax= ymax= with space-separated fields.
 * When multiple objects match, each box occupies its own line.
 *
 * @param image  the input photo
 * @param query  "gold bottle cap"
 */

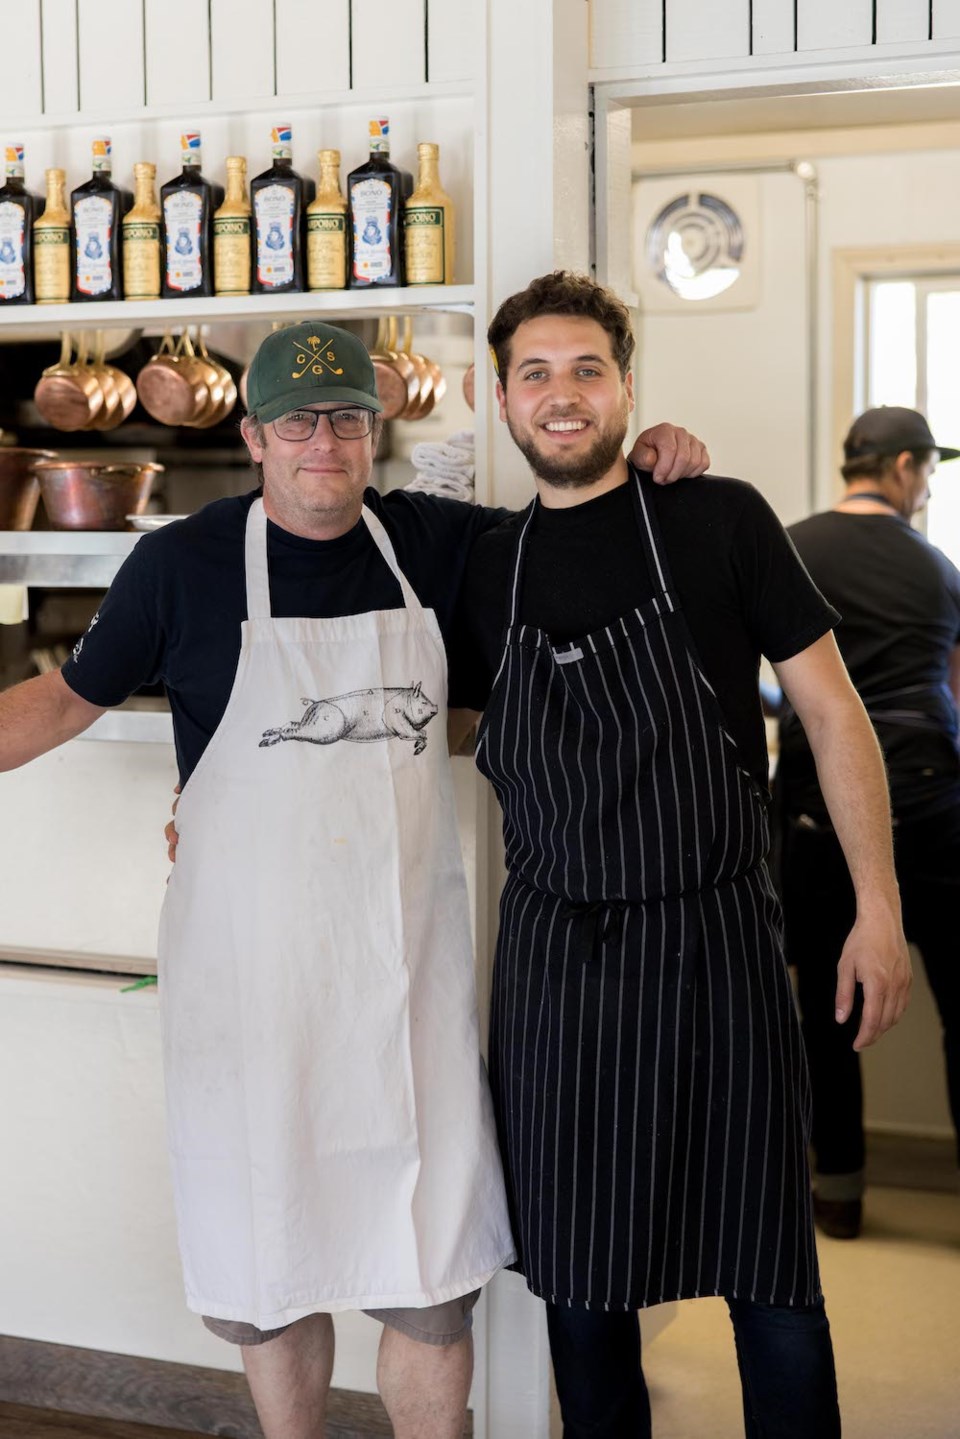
xmin=418 ymin=142 xmax=439 ymax=155
xmin=226 ymin=155 xmax=247 ymax=171
xmin=134 ymin=161 xmax=156 ymax=177
xmin=319 ymin=149 xmax=341 ymax=164
xmin=45 ymin=166 xmax=65 ymax=181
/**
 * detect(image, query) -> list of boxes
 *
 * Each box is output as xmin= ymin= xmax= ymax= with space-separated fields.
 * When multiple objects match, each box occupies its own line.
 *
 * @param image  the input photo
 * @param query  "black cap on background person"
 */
xmin=844 ymin=406 xmax=960 ymax=464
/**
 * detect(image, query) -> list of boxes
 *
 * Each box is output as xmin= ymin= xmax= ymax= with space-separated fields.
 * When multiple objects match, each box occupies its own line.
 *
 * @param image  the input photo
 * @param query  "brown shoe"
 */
xmin=813 ymin=1193 xmax=862 ymax=1239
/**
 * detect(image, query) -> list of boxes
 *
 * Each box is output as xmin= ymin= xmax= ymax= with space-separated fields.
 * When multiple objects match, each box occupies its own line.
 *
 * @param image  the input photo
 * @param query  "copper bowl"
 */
xmin=34 ymin=461 xmax=164 ymax=530
xmin=0 ymin=448 xmax=58 ymax=529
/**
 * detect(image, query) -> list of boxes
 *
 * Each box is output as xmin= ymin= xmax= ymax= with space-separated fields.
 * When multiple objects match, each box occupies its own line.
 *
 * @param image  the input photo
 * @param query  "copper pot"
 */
xmin=188 ymin=330 xmax=237 ymax=428
xmin=34 ymin=332 xmax=105 ymax=431
xmin=0 ymin=448 xmax=58 ymax=529
xmin=89 ymin=330 xmax=136 ymax=429
xmin=462 ymin=363 xmax=475 ymax=412
xmin=371 ymin=317 xmax=419 ymax=420
xmin=137 ymin=332 xmax=209 ymax=426
xmin=399 ymin=319 xmax=445 ymax=421
xmin=34 ymin=461 xmax=163 ymax=530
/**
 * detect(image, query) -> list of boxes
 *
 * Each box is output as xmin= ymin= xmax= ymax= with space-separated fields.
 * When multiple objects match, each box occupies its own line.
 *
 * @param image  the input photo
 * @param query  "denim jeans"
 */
xmin=546 ymin=1296 xmax=841 ymax=1438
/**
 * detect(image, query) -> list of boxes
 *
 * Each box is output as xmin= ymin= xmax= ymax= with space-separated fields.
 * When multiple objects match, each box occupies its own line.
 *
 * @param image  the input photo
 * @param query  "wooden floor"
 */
xmin=0 ymin=1405 xmax=206 ymax=1438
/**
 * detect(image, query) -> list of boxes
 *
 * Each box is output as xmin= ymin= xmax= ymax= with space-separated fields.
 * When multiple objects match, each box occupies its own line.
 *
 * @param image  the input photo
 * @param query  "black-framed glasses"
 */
xmin=273 ymin=407 xmax=374 ymax=442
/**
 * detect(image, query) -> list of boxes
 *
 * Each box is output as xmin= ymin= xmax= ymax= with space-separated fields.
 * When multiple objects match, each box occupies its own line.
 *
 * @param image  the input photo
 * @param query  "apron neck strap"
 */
xmin=507 ymin=500 xmax=538 ymax=627
xmin=244 ymin=497 xmax=425 ymax=620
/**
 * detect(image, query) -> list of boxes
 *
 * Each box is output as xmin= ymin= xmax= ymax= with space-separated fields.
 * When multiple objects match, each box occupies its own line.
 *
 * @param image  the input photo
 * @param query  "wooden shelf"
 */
xmin=0 ymin=286 xmax=475 ymax=339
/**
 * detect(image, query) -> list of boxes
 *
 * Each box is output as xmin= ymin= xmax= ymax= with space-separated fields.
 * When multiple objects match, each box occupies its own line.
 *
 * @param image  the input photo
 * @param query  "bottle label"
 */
xmin=124 ymin=220 xmax=161 ymax=299
xmin=0 ymin=200 xmax=26 ymax=298
xmin=254 ymin=183 xmax=295 ymax=287
xmin=350 ymin=177 xmax=392 ymax=282
xmin=214 ymin=214 xmax=251 ymax=295
xmin=34 ymin=225 xmax=70 ymax=302
xmin=74 ymin=194 xmax=113 ymax=295
xmin=307 ymin=212 xmax=346 ymax=290
xmin=405 ymin=206 xmax=445 ymax=284
xmin=163 ymin=190 xmax=203 ymax=291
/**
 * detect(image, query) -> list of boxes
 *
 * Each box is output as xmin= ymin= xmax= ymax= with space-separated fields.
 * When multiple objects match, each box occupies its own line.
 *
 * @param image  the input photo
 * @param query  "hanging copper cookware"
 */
xmin=190 ymin=331 xmax=237 ymax=428
xmin=399 ymin=319 xmax=445 ymax=421
xmin=369 ymin=317 xmax=418 ymax=420
xmin=137 ymin=331 xmax=209 ymax=426
xmin=462 ymin=363 xmax=475 ymax=412
xmin=91 ymin=330 xmax=137 ymax=427
xmin=34 ymin=332 xmax=104 ymax=431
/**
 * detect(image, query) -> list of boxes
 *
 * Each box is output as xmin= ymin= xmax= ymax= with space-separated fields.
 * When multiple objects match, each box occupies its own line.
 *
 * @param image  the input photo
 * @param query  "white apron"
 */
xmin=158 ymin=499 xmax=515 ymax=1328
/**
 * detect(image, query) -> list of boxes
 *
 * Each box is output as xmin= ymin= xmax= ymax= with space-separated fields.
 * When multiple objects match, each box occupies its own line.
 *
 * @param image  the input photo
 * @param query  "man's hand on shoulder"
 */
xmin=628 ymin=424 xmax=710 ymax=485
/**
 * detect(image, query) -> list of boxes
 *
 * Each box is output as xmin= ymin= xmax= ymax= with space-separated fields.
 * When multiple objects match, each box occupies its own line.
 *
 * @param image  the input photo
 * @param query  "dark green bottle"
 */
xmin=71 ymin=137 xmax=127 ymax=302
xmin=251 ymin=124 xmax=314 ymax=294
xmin=0 ymin=143 xmax=37 ymax=305
xmin=160 ymin=132 xmax=223 ymax=298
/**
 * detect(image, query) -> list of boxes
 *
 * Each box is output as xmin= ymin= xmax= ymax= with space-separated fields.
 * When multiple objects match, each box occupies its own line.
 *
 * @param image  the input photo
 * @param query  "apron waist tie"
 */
xmin=560 ymin=900 xmax=631 ymax=963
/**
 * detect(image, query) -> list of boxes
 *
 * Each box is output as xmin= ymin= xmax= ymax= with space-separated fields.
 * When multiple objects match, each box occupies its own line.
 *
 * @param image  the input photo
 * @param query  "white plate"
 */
xmin=126 ymin=514 xmax=187 ymax=531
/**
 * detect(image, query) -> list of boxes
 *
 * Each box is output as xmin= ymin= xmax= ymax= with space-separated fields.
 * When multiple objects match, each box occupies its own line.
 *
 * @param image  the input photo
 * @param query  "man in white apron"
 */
xmin=0 ymin=318 xmax=706 ymax=1439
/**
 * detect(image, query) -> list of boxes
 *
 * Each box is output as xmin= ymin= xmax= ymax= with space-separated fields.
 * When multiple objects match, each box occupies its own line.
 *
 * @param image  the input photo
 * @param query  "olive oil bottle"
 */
xmin=347 ymin=118 xmax=405 ymax=289
xmin=160 ymin=132 xmax=222 ymax=298
xmin=306 ymin=150 xmax=347 ymax=291
xmin=0 ymin=144 xmax=37 ymax=305
xmin=122 ymin=162 xmax=161 ymax=301
xmin=71 ymin=138 xmax=127 ymax=302
xmin=251 ymin=125 xmax=314 ymax=294
xmin=404 ymin=143 xmax=455 ymax=285
xmin=213 ymin=156 xmax=252 ymax=297
xmin=33 ymin=167 xmax=71 ymax=304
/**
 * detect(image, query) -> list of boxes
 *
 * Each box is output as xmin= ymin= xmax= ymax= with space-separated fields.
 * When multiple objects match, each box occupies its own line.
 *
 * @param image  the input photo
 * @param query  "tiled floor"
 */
xmin=639 ymin=1186 xmax=960 ymax=1439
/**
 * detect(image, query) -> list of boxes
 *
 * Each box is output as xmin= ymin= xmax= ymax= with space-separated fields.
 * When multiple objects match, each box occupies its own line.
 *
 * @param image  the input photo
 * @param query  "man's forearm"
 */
xmin=0 ymin=670 xmax=106 ymax=770
xmin=804 ymin=692 xmax=900 ymax=914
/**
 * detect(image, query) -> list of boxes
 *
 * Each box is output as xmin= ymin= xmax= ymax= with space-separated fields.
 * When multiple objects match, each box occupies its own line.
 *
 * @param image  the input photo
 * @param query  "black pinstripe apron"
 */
xmin=474 ymin=469 xmax=820 ymax=1311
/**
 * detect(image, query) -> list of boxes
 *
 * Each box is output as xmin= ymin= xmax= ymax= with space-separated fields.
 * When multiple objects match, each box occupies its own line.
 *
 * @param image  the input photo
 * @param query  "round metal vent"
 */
xmin=646 ymin=192 xmax=744 ymax=301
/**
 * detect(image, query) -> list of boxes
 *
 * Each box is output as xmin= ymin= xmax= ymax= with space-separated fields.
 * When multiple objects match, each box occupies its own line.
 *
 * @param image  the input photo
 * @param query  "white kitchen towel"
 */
xmin=405 ymin=431 xmax=475 ymax=502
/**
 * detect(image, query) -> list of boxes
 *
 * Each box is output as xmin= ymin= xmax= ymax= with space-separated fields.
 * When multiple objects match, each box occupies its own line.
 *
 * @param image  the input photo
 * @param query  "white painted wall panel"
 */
xmin=666 ymin=0 xmax=750 ymax=62
xmin=0 ymin=1 xmax=42 ymax=121
xmin=145 ymin=0 xmax=211 ymax=107
xmin=932 ymin=0 xmax=960 ymax=37
xmin=210 ymin=0 xmax=274 ymax=102
xmin=876 ymin=0 xmax=930 ymax=42
xmin=40 ymin=0 xmax=78 ymax=113
xmin=276 ymin=0 xmax=349 ymax=95
xmin=590 ymin=0 xmax=662 ymax=70
xmin=78 ymin=0 xmax=144 ymax=111
xmin=351 ymin=0 xmax=425 ymax=89
xmin=797 ymin=0 xmax=873 ymax=50
xmin=752 ymin=0 xmax=796 ymax=55
xmin=427 ymin=0 xmax=476 ymax=84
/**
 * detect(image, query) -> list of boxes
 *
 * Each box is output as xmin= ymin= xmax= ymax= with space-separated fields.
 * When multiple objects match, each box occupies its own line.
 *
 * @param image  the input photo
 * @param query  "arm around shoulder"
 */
xmin=0 ymin=670 xmax=107 ymax=771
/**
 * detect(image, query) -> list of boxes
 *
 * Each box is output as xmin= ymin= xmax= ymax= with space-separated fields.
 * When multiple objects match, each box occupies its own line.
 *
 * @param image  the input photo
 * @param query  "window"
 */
xmin=864 ymin=276 xmax=960 ymax=567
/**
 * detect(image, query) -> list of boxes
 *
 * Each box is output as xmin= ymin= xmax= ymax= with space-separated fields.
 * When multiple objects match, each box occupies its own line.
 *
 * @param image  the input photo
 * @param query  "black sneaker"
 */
xmin=813 ymin=1193 xmax=863 ymax=1240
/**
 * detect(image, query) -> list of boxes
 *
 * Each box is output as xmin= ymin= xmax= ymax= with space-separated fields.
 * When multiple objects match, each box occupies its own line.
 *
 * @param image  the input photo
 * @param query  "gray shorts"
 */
xmin=202 ymin=1288 xmax=480 ymax=1349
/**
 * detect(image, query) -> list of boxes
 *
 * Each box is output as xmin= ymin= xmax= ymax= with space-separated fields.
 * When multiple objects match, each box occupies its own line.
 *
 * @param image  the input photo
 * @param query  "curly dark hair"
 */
xmin=487 ymin=271 xmax=635 ymax=385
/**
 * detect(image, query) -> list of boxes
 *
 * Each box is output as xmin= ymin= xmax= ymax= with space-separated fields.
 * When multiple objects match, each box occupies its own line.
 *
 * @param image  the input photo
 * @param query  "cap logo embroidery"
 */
xmin=291 ymin=333 xmax=345 ymax=381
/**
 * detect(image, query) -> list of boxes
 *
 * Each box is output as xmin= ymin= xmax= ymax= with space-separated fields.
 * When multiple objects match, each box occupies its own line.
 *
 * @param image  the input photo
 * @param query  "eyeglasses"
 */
xmin=273 ymin=407 xmax=374 ymax=442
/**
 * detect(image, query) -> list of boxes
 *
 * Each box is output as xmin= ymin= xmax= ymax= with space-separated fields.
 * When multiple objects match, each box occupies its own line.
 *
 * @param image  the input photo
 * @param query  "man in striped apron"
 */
xmin=463 ymin=273 xmax=912 ymax=1437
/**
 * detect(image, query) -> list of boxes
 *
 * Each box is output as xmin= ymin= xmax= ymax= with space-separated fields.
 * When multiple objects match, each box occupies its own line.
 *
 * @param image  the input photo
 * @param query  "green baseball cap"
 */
xmin=245 ymin=321 xmax=383 ymax=422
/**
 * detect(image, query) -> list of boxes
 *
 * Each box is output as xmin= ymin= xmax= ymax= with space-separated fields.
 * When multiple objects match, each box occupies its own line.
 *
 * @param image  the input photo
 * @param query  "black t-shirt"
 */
xmin=780 ymin=509 xmax=960 ymax=818
xmin=62 ymin=487 xmax=509 ymax=784
xmin=451 ymin=471 xmax=839 ymax=788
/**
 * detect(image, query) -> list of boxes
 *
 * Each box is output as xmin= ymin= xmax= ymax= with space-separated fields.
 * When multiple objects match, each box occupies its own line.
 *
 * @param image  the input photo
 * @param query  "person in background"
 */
xmin=0 ymin=318 xmax=706 ymax=1439
xmin=778 ymin=405 xmax=960 ymax=1239
xmin=452 ymin=271 xmax=912 ymax=1439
